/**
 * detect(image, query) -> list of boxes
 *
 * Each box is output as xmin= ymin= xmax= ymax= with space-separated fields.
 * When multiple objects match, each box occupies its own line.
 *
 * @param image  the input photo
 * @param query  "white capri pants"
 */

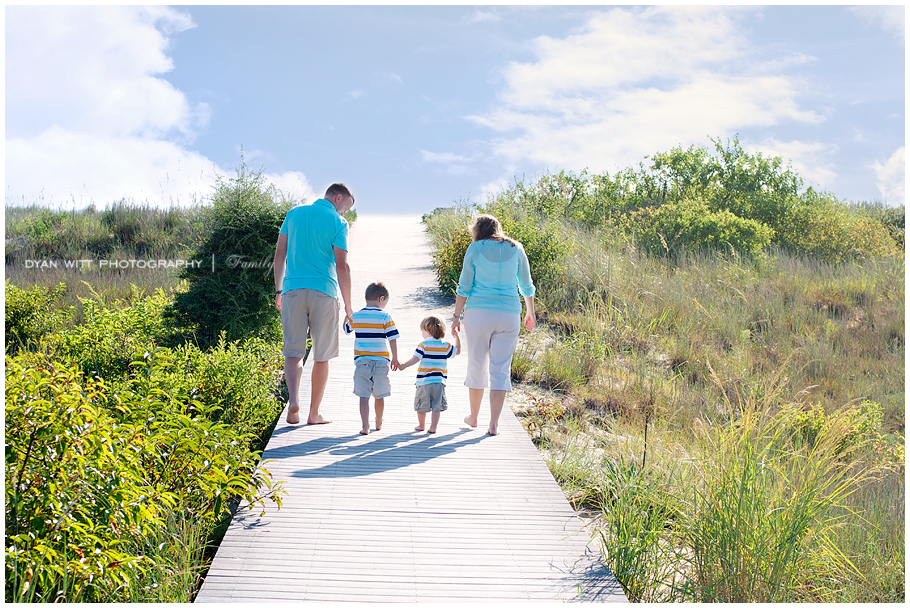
xmin=463 ymin=308 xmax=521 ymax=391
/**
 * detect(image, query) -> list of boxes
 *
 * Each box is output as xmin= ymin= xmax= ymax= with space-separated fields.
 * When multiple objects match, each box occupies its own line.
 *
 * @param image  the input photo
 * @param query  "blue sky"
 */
xmin=5 ymin=4 xmax=905 ymax=214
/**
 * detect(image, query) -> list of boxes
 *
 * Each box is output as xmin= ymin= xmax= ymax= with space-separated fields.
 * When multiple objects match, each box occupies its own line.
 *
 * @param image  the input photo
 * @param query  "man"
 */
xmin=274 ymin=183 xmax=355 ymax=424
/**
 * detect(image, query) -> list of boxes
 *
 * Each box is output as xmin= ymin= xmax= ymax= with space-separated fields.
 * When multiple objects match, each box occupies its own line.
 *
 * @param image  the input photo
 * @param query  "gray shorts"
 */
xmin=413 ymin=383 xmax=448 ymax=412
xmin=353 ymin=359 xmax=391 ymax=399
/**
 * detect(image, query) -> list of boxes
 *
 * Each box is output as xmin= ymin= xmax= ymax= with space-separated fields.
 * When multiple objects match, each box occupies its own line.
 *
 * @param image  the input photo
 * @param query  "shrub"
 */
xmin=167 ymin=162 xmax=296 ymax=348
xmin=779 ymin=193 xmax=900 ymax=263
xmin=165 ymin=335 xmax=285 ymax=440
xmin=4 ymin=282 xmax=68 ymax=355
xmin=4 ymin=354 xmax=283 ymax=602
xmin=52 ymin=289 xmax=170 ymax=379
xmin=625 ymin=198 xmax=774 ymax=257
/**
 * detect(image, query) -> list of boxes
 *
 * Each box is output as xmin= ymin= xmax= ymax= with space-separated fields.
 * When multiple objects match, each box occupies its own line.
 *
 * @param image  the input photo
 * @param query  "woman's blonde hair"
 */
xmin=468 ymin=214 xmax=516 ymax=245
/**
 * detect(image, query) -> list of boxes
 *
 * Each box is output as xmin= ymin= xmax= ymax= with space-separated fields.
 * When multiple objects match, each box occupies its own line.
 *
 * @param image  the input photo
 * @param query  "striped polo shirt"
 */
xmin=414 ymin=338 xmax=457 ymax=385
xmin=343 ymin=307 xmax=399 ymax=360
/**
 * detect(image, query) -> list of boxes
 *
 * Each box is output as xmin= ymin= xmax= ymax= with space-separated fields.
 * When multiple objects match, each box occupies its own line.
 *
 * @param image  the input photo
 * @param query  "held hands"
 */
xmin=451 ymin=315 xmax=461 ymax=335
xmin=390 ymin=359 xmax=401 ymax=371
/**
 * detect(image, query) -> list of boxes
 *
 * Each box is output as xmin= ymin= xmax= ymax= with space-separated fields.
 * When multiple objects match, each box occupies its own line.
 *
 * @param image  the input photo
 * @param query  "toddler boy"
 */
xmin=398 ymin=316 xmax=461 ymax=433
xmin=344 ymin=282 xmax=400 ymax=435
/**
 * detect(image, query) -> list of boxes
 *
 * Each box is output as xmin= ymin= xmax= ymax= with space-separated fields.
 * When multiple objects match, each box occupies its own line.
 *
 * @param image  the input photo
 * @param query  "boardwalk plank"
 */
xmin=195 ymin=216 xmax=626 ymax=603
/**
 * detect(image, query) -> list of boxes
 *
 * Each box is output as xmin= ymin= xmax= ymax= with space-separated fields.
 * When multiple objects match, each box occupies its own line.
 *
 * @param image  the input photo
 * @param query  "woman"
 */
xmin=451 ymin=214 xmax=536 ymax=435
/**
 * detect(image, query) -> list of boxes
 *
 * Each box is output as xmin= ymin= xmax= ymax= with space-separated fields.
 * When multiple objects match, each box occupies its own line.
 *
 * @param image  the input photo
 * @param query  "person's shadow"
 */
xmin=263 ymin=427 xmax=486 ymax=478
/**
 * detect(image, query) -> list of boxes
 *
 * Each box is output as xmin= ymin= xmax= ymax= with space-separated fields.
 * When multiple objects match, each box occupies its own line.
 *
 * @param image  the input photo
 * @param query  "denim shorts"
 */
xmin=352 ymin=358 xmax=391 ymax=399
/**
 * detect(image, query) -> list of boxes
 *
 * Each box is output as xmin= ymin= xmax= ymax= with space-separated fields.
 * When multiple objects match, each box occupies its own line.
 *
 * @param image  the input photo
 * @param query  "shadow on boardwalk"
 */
xmin=264 ymin=428 xmax=488 ymax=478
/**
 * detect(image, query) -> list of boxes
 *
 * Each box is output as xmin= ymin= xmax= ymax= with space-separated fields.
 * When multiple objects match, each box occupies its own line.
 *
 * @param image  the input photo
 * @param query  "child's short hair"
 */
xmin=365 ymin=281 xmax=389 ymax=301
xmin=421 ymin=315 xmax=446 ymax=340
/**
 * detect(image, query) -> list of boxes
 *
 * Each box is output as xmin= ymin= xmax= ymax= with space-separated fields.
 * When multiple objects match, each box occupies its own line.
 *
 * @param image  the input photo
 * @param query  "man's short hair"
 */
xmin=365 ymin=281 xmax=389 ymax=301
xmin=325 ymin=183 xmax=354 ymax=203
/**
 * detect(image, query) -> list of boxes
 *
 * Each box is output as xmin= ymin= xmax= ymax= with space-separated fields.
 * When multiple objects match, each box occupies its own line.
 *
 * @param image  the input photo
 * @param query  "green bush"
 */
xmin=778 ymin=193 xmax=900 ymax=263
xmin=167 ymin=163 xmax=295 ymax=348
xmin=158 ymin=335 xmax=285 ymax=440
xmin=4 ymin=354 xmax=283 ymax=602
xmin=423 ymin=196 xmax=569 ymax=296
xmin=52 ymin=289 xmax=170 ymax=379
xmin=4 ymin=282 xmax=68 ymax=355
xmin=625 ymin=199 xmax=774 ymax=257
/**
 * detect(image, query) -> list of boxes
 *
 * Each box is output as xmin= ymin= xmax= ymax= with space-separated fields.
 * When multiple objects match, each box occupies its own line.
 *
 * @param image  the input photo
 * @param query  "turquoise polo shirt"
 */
xmin=279 ymin=198 xmax=349 ymax=299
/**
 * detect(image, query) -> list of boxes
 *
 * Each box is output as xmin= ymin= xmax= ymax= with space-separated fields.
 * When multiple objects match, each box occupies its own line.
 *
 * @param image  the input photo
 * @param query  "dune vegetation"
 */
xmin=424 ymin=138 xmax=904 ymax=602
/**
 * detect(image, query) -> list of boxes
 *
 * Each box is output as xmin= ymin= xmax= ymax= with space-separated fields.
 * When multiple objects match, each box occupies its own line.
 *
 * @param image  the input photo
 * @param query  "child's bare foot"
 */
xmin=487 ymin=423 xmax=499 ymax=436
xmin=286 ymin=405 xmax=300 ymax=424
xmin=376 ymin=419 xmax=383 ymax=431
xmin=464 ymin=415 xmax=477 ymax=428
xmin=428 ymin=428 xmax=437 ymax=434
xmin=307 ymin=414 xmax=332 ymax=425
xmin=414 ymin=425 xmax=425 ymax=431
xmin=360 ymin=429 xmax=369 ymax=435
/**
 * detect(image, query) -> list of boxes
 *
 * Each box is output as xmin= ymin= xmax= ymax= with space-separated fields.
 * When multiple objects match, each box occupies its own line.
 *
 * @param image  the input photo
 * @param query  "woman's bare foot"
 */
xmin=307 ymin=414 xmax=332 ymax=425
xmin=414 ymin=425 xmax=425 ymax=431
xmin=287 ymin=405 xmax=300 ymax=424
xmin=360 ymin=429 xmax=369 ymax=435
xmin=464 ymin=415 xmax=478 ymax=428
xmin=487 ymin=423 xmax=499 ymax=436
xmin=428 ymin=428 xmax=437 ymax=434
xmin=375 ymin=419 xmax=383 ymax=431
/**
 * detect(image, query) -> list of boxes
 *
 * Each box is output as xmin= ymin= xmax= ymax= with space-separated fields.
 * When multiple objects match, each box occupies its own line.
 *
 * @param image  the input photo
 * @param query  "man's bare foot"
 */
xmin=464 ymin=415 xmax=478 ymax=428
xmin=414 ymin=425 xmax=425 ymax=431
xmin=287 ymin=405 xmax=300 ymax=424
xmin=487 ymin=424 xmax=499 ymax=436
xmin=360 ymin=429 xmax=369 ymax=435
xmin=307 ymin=414 xmax=332 ymax=425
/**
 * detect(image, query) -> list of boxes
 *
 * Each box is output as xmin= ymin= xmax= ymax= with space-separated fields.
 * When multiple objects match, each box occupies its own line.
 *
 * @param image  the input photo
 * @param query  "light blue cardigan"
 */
xmin=455 ymin=239 xmax=535 ymax=315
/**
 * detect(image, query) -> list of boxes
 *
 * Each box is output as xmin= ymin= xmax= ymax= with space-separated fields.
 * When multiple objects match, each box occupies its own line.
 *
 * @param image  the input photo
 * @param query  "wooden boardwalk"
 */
xmin=196 ymin=216 xmax=627 ymax=603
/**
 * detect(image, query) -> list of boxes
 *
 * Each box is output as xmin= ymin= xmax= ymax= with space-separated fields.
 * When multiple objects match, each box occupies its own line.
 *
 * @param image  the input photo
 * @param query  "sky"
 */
xmin=5 ymin=4 xmax=906 ymax=215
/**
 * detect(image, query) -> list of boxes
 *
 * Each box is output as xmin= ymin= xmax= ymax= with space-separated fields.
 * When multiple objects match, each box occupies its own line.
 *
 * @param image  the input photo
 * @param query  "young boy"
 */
xmin=398 ymin=316 xmax=461 ymax=434
xmin=344 ymin=282 xmax=400 ymax=435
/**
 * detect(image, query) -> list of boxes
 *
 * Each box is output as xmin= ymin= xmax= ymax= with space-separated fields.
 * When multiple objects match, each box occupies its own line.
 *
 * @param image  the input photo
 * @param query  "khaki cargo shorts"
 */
xmin=413 ymin=383 xmax=448 ymax=412
xmin=280 ymin=288 xmax=340 ymax=361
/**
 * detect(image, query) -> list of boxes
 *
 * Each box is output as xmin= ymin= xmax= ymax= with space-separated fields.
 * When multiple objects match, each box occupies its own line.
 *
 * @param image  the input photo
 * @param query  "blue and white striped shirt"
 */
xmin=414 ymin=339 xmax=457 ymax=385
xmin=343 ymin=307 xmax=399 ymax=360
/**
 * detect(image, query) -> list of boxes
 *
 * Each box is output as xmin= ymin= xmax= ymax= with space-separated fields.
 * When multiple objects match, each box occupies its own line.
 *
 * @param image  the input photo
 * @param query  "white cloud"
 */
xmin=7 ymin=6 xmax=203 ymax=141
xmin=420 ymin=150 xmax=480 ymax=176
xmin=382 ymin=71 xmax=403 ymax=84
xmin=5 ymin=6 xmax=313 ymax=209
xmin=6 ymin=128 xmax=222 ymax=208
xmin=467 ymin=7 xmax=825 ymax=175
xmin=872 ymin=147 xmax=905 ymax=205
xmin=847 ymin=5 xmax=905 ymax=42
xmin=467 ymin=10 xmax=501 ymax=24
xmin=262 ymin=171 xmax=320 ymax=204
xmin=350 ymin=90 xmax=364 ymax=98
xmin=748 ymin=137 xmax=839 ymax=188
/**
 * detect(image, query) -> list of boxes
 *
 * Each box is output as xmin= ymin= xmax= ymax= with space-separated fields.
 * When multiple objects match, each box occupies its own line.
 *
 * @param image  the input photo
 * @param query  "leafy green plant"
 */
xmin=4 ymin=354 xmax=284 ymax=602
xmin=4 ymin=281 xmax=68 ymax=355
xmin=626 ymin=198 xmax=774 ymax=257
xmin=166 ymin=161 xmax=296 ymax=348
xmin=52 ymin=287 xmax=170 ymax=379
